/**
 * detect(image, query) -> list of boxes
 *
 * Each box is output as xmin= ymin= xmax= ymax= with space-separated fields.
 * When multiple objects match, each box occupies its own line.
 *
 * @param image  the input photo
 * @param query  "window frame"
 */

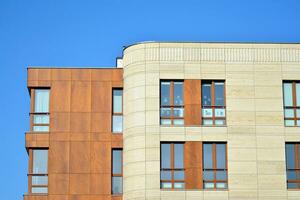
xmin=283 ymin=81 xmax=300 ymax=127
xmin=286 ymin=143 xmax=300 ymax=189
xmin=160 ymin=80 xmax=184 ymax=126
xmin=30 ymin=88 xmax=50 ymax=132
xmin=28 ymin=148 xmax=48 ymax=194
xmin=201 ymin=80 xmax=226 ymax=126
xmin=160 ymin=142 xmax=185 ymax=190
xmin=112 ymin=88 xmax=123 ymax=133
xmin=111 ymin=148 xmax=123 ymax=195
xmin=202 ymin=142 xmax=228 ymax=190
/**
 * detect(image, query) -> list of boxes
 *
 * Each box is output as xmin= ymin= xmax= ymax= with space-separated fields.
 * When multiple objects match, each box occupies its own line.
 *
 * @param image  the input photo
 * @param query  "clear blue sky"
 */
xmin=0 ymin=0 xmax=299 ymax=199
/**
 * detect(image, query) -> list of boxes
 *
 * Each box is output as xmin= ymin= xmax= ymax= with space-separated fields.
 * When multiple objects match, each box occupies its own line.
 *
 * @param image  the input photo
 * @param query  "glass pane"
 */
xmin=174 ymin=82 xmax=183 ymax=105
xmin=202 ymin=108 xmax=213 ymax=117
xmin=215 ymin=108 xmax=225 ymax=117
xmin=32 ymin=187 xmax=48 ymax=193
xmin=34 ymin=115 xmax=49 ymax=124
xmin=174 ymin=182 xmax=184 ymax=189
xmin=174 ymin=144 xmax=184 ymax=169
xmin=35 ymin=89 xmax=50 ymax=113
xmin=216 ymin=144 xmax=226 ymax=169
xmin=112 ymin=177 xmax=122 ymax=194
xmin=215 ymin=120 xmax=225 ymax=125
xmin=173 ymin=119 xmax=184 ymax=125
xmin=203 ymin=144 xmax=213 ymax=169
xmin=33 ymin=150 xmax=48 ymax=174
xmin=216 ymin=171 xmax=227 ymax=181
xmin=160 ymin=171 xmax=171 ymax=180
xmin=284 ymin=83 xmax=293 ymax=106
xmin=161 ymin=182 xmax=172 ymax=189
xmin=216 ymin=182 xmax=227 ymax=189
xmin=161 ymin=82 xmax=170 ymax=106
xmin=204 ymin=182 xmax=215 ymax=189
xmin=161 ymin=119 xmax=171 ymax=125
xmin=203 ymin=171 xmax=214 ymax=180
xmin=285 ymin=120 xmax=295 ymax=126
xmin=173 ymin=108 xmax=184 ymax=117
xmin=32 ymin=176 xmax=48 ymax=185
xmin=113 ymin=115 xmax=123 ymax=133
xmin=113 ymin=150 xmax=122 ymax=174
xmin=202 ymin=83 xmax=211 ymax=106
xmin=160 ymin=108 xmax=171 ymax=117
xmin=215 ymin=82 xmax=224 ymax=106
xmin=285 ymin=109 xmax=295 ymax=118
xmin=296 ymin=83 xmax=300 ymax=106
xmin=288 ymin=183 xmax=298 ymax=189
xmin=161 ymin=144 xmax=170 ymax=168
xmin=174 ymin=171 xmax=184 ymax=180
xmin=297 ymin=109 xmax=300 ymax=118
xmin=287 ymin=171 xmax=297 ymax=180
xmin=33 ymin=126 xmax=49 ymax=132
xmin=113 ymin=89 xmax=123 ymax=113
xmin=286 ymin=144 xmax=295 ymax=169
xmin=297 ymin=120 xmax=300 ymax=126
xmin=203 ymin=119 xmax=213 ymax=125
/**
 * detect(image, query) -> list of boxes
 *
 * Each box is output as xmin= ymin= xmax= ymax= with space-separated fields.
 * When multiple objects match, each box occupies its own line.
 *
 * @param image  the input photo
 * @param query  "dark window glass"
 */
xmin=112 ymin=149 xmax=123 ymax=194
xmin=160 ymin=81 xmax=184 ymax=125
xmin=174 ymin=143 xmax=184 ymax=169
xmin=202 ymin=81 xmax=226 ymax=126
xmin=160 ymin=143 xmax=185 ymax=189
xmin=285 ymin=143 xmax=300 ymax=189
xmin=112 ymin=89 xmax=123 ymax=133
xmin=203 ymin=143 xmax=227 ymax=189
xmin=202 ymin=83 xmax=211 ymax=106
xmin=203 ymin=144 xmax=212 ymax=169
xmin=161 ymin=82 xmax=170 ymax=106
xmin=161 ymin=144 xmax=171 ymax=169
xmin=215 ymin=82 xmax=224 ymax=106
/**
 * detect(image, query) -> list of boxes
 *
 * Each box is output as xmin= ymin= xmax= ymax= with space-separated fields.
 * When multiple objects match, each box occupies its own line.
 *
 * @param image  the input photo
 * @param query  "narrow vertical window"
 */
xmin=32 ymin=89 xmax=50 ymax=132
xmin=160 ymin=143 xmax=185 ymax=189
xmin=283 ymin=81 xmax=300 ymax=126
xmin=112 ymin=89 xmax=123 ymax=133
xmin=286 ymin=143 xmax=300 ymax=189
xmin=160 ymin=81 xmax=184 ymax=125
xmin=202 ymin=81 xmax=226 ymax=126
xmin=112 ymin=149 xmax=123 ymax=194
xmin=29 ymin=149 xmax=48 ymax=193
xmin=203 ymin=143 xmax=227 ymax=189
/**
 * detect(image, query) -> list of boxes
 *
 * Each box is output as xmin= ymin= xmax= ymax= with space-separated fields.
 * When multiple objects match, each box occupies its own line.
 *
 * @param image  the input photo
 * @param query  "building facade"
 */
xmin=24 ymin=42 xmax=300 ymax=200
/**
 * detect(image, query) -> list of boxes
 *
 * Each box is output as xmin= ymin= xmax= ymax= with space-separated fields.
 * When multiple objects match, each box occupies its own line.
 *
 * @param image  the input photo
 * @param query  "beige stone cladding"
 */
xmin=123 ymin=42 xmax=300 ymax=200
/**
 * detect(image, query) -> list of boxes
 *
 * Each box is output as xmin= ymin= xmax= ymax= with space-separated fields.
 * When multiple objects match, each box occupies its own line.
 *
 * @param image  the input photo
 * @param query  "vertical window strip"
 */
xmin=284 ymin=81 xmax=300 ymax=126
xmin=160 ymin=143 xmax=185 ymax=189
xmin=203 ymin=143 xmax=228 ymax=189
xmin=160 ymin=81 xmax=184 ymax=126
xmin=202 ymin=81 xmax=226 ymax=126
xmin=286 ymin=143 xmax=300 ymax=189
xmin=31 ymin=89 xmax=50 ymax=132
xmin=112 ymin=149 xmax=123 ymax=194
xmin=112 ymin=89 xmax=123 ymax=133
xmin=30 ymin=149 xmax=48 ymax=194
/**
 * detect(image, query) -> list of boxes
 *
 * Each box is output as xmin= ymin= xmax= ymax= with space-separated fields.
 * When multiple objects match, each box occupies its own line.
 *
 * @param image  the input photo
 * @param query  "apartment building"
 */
xmin=24 ymin=42 xmax=300 ymax=200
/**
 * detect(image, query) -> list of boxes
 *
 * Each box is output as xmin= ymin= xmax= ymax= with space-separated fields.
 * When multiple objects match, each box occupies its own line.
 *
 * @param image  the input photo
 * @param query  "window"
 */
xmin=203 ymin=143 xmax=227 ymax=189
xmin=160 ymin=143 xmax=185 ymax=189
xmin=286 ymin=143 xmax=300 ymax=189
xmin=160 ymin=81 xmax=184 ymax=125
xmin=112 ymin=149 xmax=123 ymax=194
xmin=112 ymin=89 xmax=123 ymax=133
xmin=31 ymin=89 xmax=50 ymax=132
xmin=202 ymin=81 xmax=225 ymax=126
xmin=283 ymin=81 xmax=300 ymax=126
xmin=29 ymin=149 xmax=48 ymax=193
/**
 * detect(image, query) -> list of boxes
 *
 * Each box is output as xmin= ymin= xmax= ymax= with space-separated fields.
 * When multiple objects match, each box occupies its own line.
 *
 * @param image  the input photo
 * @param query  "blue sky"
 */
xmin=0 ymin=0 xmax=299 ymax=199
